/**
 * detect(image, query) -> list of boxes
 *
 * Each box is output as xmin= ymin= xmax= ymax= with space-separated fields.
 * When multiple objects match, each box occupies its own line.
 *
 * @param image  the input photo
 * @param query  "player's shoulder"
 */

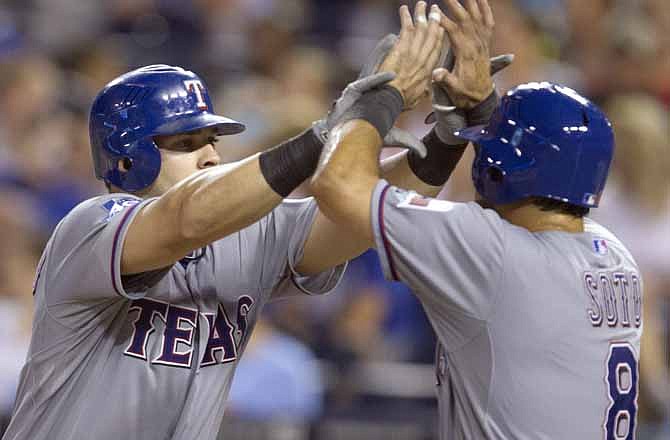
xmin=71 ymin=193 xmax=142 ymax=219
xmin=55 ymin=193 xmax=144 ymax=236
xmin=388 ymin=186 xmax=504 ymax=226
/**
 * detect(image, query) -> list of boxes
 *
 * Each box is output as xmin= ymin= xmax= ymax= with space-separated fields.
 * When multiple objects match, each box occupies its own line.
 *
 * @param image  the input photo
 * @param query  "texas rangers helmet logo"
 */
xmin=183 ymin=80 xmax=208 ymax=110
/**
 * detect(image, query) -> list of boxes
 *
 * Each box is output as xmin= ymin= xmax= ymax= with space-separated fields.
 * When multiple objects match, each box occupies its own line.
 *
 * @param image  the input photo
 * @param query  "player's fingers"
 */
xmin=423 ymin=11 xmax=446 ymax=72
xmin=398 ymin=5 xmax=415 ymax=41
xmin=464 ymin=0 xmax=482 ymax=23
xmin=411 ymin=1 xmax=429 ymax=52
xmin=433 ymin=67 xmax=458 ymax=90
xmin=439 ymin=12 xmax=459 ymax=37
xmin=425 ymin=27 xmax=446 ymax=73
xmin=418 ymin=5 xmax=444 ymax=64
xmin=477 ymin=0 xmax=495 ymax=28
xmin=443 ymin=0 xmax=469 ymax=23
xmin=414 ymin=1 xmax=428 ymax=26
xmin=393 ymin=5 xmax=414 ymax=60
xmin=429 ymin=4 xmax=444 ymax=27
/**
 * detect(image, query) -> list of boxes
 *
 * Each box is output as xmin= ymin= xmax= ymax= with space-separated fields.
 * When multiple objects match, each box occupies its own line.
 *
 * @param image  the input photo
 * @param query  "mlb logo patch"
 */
xmin=583 ymin=192 xmax=602 ymax=207
xmin=593 ymin=238 xmax=609 ymax=256
xmin=103 ymin=198 xmax=140 ymax=221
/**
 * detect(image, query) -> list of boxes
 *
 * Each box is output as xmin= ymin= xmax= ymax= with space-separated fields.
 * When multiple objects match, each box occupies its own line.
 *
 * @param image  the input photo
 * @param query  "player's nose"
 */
xmin=198 ymin=144 xmax=221 ymax=169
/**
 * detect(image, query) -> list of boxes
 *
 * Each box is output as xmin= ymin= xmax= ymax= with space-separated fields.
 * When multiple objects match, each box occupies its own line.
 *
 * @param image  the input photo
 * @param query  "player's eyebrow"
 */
xmin=156 ymin=128 xmax=218 ymax=151
xmin=159 ymin=136 xmax=196 ymax=151
xmin=172 ymin=138 xmax=194 ymax=150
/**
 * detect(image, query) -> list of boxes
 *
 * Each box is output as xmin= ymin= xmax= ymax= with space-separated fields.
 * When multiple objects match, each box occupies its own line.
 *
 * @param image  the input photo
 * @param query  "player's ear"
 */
xmin=118 ymin=158 xmax=132 ymax=173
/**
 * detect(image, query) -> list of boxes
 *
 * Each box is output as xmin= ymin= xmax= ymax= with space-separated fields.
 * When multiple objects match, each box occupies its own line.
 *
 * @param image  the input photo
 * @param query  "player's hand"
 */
xmin=433 ymin=0 xmax=496 ymax=109
xmin=380 ymin=2 xmax=446 ymax=109
xmin=311 ymin=33 xmax=429 ymax=158
xmin=427 ymin=52 xmax=513 ymax=145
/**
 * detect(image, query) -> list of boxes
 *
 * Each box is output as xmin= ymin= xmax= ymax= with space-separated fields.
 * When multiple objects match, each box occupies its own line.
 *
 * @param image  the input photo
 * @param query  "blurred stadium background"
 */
xmin=0 ymin=0 xmax=667 ymax=439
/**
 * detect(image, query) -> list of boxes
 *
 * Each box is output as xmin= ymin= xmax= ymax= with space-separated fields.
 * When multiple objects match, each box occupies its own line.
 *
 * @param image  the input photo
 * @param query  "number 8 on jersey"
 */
xmin=604 ymin=342 xmax=638 ymax=440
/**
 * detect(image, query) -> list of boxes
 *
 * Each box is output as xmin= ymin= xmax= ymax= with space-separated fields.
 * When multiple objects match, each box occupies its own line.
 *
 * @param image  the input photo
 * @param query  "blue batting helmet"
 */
xmin=456 ymin=82 xmax=614 ymax=208
xmin=89 ymin=64 xmax=245 ymax=192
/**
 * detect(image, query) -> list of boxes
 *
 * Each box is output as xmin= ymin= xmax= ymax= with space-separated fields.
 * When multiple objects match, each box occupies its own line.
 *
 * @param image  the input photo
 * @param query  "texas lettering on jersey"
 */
xmin=124 ymin=296 xmax=254 ymax=368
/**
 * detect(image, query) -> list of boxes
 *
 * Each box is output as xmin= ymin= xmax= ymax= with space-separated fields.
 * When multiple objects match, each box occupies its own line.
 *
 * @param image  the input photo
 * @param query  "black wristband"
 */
xmin=407 ymin=128 xmax=467 ymax=186
xmin=340 ymin=85 xmax=404 ymax=139
xmin=259 ymin=128 xmax=323 ymax=197
xmin=467 ymin=90 xmax=500 ymax=126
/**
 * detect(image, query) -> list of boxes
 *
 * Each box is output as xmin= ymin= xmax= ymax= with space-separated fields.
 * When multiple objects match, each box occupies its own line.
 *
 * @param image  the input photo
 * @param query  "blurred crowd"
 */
xmin=0 ymin=0 xmax=667 ymax=438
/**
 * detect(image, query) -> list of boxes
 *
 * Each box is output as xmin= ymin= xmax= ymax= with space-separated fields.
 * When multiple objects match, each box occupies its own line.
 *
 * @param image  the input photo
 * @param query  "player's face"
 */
xmin=149 ymin=127 xmax=222 ymax=195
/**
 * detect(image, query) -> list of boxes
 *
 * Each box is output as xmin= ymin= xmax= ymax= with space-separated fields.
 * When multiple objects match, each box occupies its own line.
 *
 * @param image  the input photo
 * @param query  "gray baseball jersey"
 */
xmin=370 ymin=180 xmax=643 ymax=440
xmin=4 ymin=194 xmax=345 ymax=440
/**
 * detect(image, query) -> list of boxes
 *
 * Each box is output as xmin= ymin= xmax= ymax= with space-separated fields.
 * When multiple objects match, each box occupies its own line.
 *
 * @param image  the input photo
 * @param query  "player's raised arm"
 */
xmin=309 ymin=0 xmax=500 ymax=250
xmin=121 ymin=155 xmax=279 ymax=274
xmin=121 ymin=3 xmax=448 ymax=277
xmin=308 ymin=3 xmax=440 ymax=241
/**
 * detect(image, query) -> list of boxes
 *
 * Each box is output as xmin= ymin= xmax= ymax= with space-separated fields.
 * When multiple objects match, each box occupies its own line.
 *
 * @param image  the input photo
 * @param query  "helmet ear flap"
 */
xmin=106 ymin=139 xmax=162 ymax=193
xmin=486 ymin=166 xmax=505 ymax=184
xmin=472 ymin=151 xmax=507 ymax=204
xmin=479 ymin=165 xmax=506 ymax=202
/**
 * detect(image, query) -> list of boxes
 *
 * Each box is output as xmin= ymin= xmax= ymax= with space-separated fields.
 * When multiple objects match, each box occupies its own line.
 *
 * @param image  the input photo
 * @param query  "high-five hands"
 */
xmin=427 ymin=0 xmax=514 ymax=146
xmin=314 ymin=1 xmax=511 ymax=157
xmin=433 ymin=0 xmax=497 ymax=109
xmin=312 ymin=34 xmax=428 ymax=158
xmin=380 ymin=2 xmax=447 ymax=109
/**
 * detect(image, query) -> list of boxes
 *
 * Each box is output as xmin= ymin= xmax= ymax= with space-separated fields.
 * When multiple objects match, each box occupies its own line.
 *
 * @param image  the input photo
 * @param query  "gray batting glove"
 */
xmin=312 ymin=71 xmax=397 ymax=139
xmin=426 ymin=52 xmax=514 ymax=146
xmin=313 ymin=34 xmax=428 ymax=158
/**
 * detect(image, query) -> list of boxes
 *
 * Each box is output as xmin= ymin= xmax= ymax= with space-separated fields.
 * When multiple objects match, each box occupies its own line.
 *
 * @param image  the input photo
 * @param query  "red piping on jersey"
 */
xmin=111 ymin=202 xmax=142 ymax=297
xmin=378 ymin=184 xmax=400 ymax=281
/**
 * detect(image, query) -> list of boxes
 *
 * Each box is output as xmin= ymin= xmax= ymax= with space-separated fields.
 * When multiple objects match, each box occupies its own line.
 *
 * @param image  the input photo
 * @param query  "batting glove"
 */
xmin=313 ymin=34 xmax=428 ymax=158
xmin=426 ymin=51 xmax=514 ymax=147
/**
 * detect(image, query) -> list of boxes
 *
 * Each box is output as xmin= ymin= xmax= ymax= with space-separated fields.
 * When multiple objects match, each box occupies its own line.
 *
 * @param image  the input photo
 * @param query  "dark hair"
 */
xmin=530 ymin=197 xmax=590 ymax=218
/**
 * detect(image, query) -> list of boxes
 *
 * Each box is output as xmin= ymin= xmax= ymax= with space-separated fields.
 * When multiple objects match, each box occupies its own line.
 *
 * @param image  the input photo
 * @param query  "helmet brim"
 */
xmin=153 ymin=112 xmax=246 ymax=137
xmin=453 ymin=125 xmax=490 ymax=142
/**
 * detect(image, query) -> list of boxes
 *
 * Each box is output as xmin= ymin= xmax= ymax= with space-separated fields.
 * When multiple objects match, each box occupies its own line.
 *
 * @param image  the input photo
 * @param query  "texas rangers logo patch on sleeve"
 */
xmin=102 ymin=198 xmax=140 ymax=221
xmin=396 ymin=191 xmax=456 ymax=213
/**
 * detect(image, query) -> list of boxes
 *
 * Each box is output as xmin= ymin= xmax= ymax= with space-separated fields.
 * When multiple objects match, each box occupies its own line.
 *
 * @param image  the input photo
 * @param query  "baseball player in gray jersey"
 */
xmin=3 ymin=3 xmax=457 ymax=439
xmin=313 ymin=1 xmax=642 ymax=439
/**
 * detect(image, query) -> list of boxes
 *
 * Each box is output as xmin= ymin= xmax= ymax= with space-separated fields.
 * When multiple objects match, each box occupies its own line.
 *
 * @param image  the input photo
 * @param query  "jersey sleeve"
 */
xmin=370 ymin=180 xmax=505 ymax=320
xmin=271 ymin=198 xmax=347 ymax=298
xmin=43 ymin=194 xmax=161 ymax=304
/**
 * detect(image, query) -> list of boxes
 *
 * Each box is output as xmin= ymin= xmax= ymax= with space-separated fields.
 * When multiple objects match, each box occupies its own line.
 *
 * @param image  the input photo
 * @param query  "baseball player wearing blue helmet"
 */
xmin=313 ymin=1 xmax=642 ymax=439
xmin=4 ymin=3 xmax=499 ymax=439
xmin=89 ymin=65 xmax=246 ymax=193
xmin=459 ymin=81 xmax=614 ymax=209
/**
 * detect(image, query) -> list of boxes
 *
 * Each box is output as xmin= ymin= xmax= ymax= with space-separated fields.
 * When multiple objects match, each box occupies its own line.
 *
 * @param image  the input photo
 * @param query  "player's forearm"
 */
xmin=378 ymin=126 xmax=470 ymax=198
xmin=381 ymin=150 xmax=442 ymax=198
xmin=311 ymin=120 xmax=382 ymax=241
xmin=122 ymin=155 xmax=282 ymax=274
xmin=123 ymin=129 xmax=323 ymax=275
xmin=176 ymin=155 xmax=281 ymax=244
